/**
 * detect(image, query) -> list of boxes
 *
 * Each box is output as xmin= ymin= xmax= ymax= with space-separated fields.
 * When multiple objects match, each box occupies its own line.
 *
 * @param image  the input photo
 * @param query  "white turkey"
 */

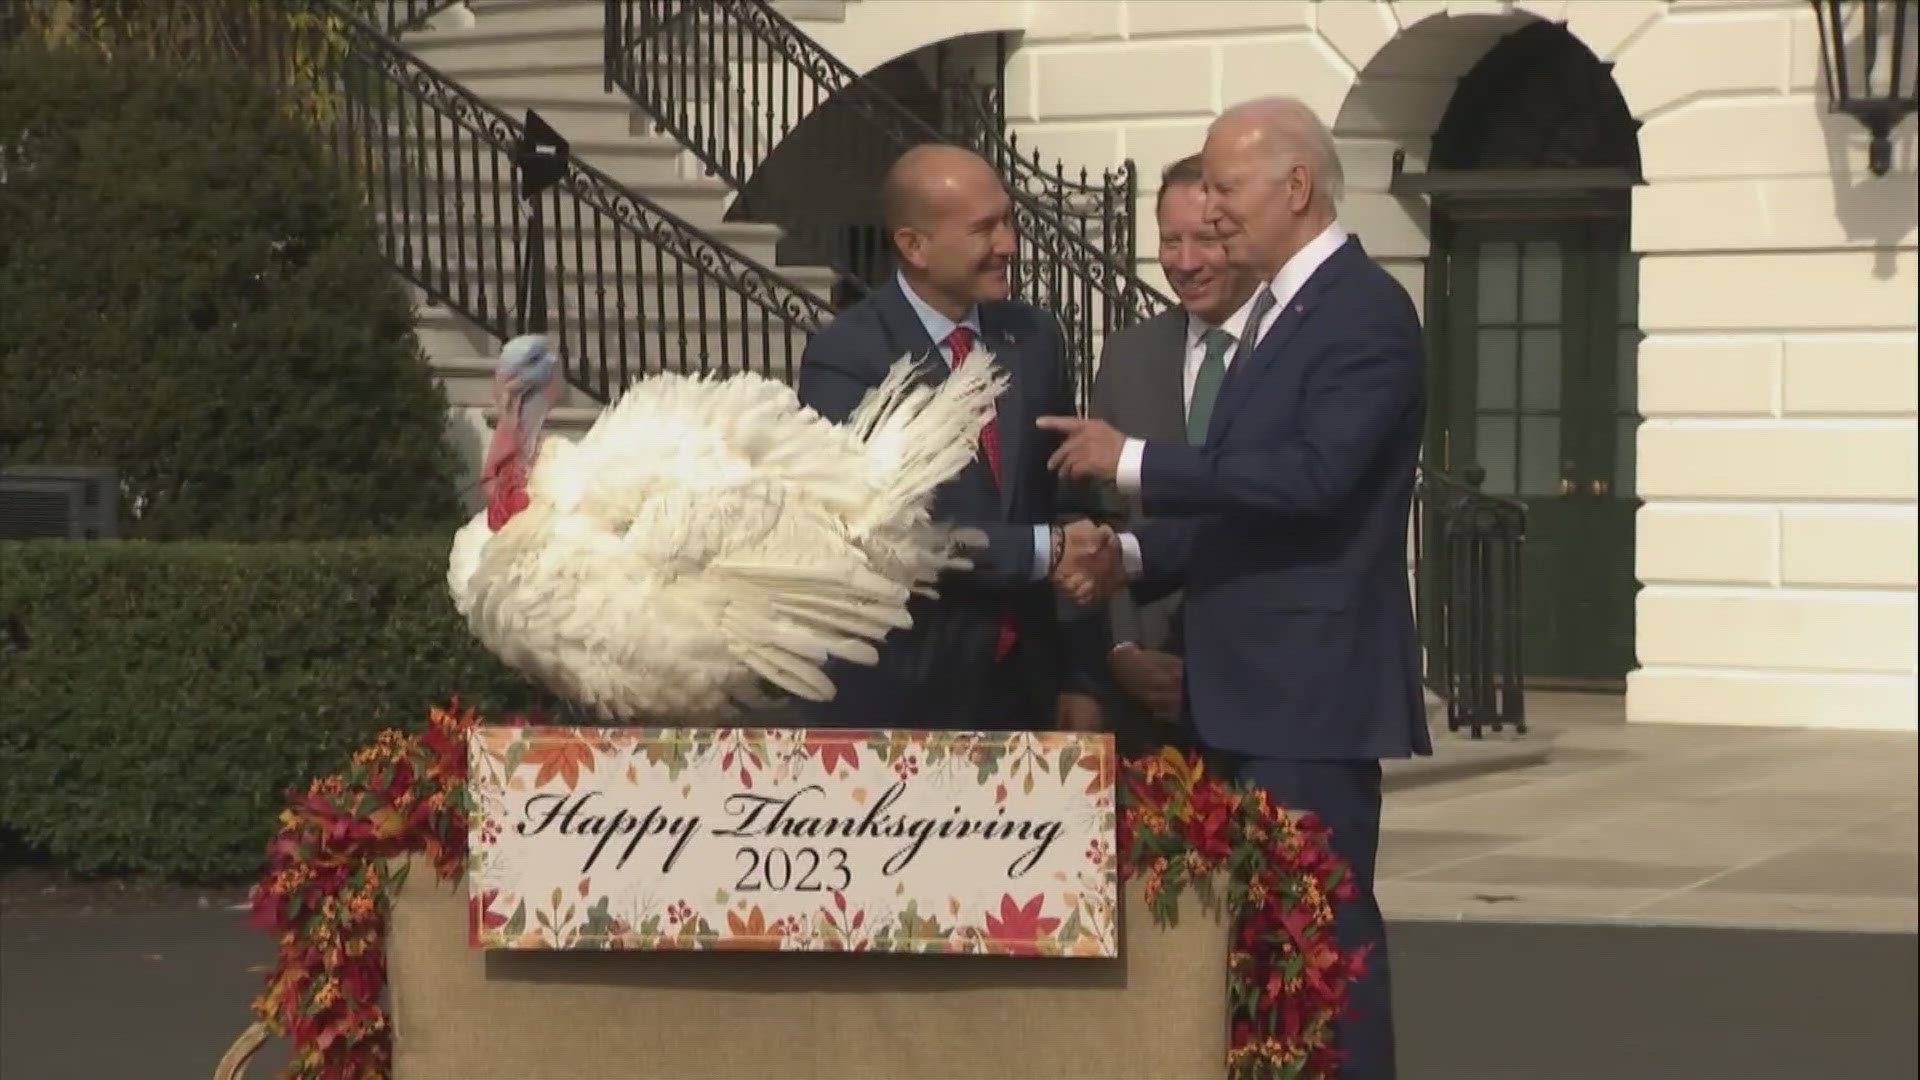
xmin=446 ymin=334 xmax=1006 ymax=724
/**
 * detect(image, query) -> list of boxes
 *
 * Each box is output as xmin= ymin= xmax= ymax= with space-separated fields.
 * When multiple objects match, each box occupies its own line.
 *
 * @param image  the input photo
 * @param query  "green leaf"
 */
xmin=1056 ymin=907 xmax=1084 ymax=944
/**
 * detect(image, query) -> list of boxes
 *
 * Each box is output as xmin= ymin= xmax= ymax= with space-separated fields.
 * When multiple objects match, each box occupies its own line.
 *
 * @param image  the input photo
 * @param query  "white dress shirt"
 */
xmin=1115 ymin=222 xmax=1352 ymax=578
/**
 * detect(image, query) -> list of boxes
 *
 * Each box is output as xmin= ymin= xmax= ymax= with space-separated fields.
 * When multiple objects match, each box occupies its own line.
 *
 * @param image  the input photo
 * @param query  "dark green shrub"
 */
xmin=0 ymin=37 xmax=463 ymax=539
xmin=0 ymin=541 xmax=540 ymax=884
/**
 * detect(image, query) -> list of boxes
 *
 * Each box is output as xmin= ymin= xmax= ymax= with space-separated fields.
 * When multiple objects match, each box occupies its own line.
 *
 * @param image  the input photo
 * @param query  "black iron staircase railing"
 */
xmin=1413 ymin=464 xmax=1528 ymax=738
xmin=7 ymin=0 xmax=833 ymax=397
xmin=604 ymin=0 xmax=1173 ymax=407
xmin=308 ymin=0 xmax=834 ymax=395
xmin=932 ymin=44 xmax=1139 ymax=301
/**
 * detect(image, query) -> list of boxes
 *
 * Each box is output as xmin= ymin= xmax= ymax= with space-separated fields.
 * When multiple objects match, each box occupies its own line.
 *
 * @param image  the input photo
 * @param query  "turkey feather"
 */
xmin=844 ymin=349 xmax=1008 ymax=539
xmin=447 ymin=348 xmax=1007 ymax=724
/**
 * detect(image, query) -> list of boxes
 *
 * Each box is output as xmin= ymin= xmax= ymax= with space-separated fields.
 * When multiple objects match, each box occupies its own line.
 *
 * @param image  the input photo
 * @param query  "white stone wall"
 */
xmin=1621 ymin=1 xmax=1915 ymax=732
xmin=821 ymin=0 xmax=1919 ymax=730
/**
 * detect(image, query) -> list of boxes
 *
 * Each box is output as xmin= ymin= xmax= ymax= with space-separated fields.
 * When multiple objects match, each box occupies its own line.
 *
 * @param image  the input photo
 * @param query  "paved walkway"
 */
xmin=1378 ymin=692 xmax=1919 ymax=933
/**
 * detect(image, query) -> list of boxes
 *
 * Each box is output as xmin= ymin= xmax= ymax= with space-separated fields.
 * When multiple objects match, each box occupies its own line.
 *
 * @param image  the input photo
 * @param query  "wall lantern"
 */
xmin=1809 ymin=0 xmax=1918 ymax=175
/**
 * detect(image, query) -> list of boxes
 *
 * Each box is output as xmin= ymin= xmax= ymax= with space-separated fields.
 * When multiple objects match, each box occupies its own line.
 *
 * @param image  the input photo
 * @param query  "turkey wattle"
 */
xmin=446 ymin=333 xmax=1006 ymax=724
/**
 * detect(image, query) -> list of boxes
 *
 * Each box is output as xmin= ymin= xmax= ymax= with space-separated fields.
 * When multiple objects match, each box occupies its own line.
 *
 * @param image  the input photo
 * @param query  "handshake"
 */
xmin=1050 ymin=520 xmax=1126 ymax=606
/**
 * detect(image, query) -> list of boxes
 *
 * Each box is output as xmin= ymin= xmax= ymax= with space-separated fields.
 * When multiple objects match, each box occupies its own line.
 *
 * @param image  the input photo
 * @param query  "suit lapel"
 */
xmin=1207 ymin=238 xmax=1361 ymax=442
xmin=874 ymin=278 xmax=946 ymax=385
xmin=1207 ymin=302 xmax=1310 ymax=442
xmin=1142 ymin=311 xmax=1191 ymax=443
xmin=978 ymin=306 xmax=1026 ymax=516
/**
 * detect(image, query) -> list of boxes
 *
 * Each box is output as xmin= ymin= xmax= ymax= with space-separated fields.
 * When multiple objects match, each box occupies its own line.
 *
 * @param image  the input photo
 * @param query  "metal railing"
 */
xmin=604 ymin=0 xmax=1172 ymax=408
xmin=934 ymin=59 xmax=1139 ymax=305
xmin=381 ymin=0 xmax=463 ymax=34
xmin=311 ymin=0 xmax=833 ymax=395
xmin=6 ymin=0 xmax=833 ymax=398
xmin=1413 ymin=464 xmax=1528 ymax=737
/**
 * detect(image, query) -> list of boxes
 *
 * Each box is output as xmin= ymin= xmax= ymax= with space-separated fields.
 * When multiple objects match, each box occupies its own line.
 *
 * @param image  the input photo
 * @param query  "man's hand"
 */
xmin=1037 ymin=416 xmax=1126 ymax=482
xmin=1108 ymin=646 xmax=1183 ymax=725
xmin=1052 ymin=519 xmax=1123 ymax=605
xmin=1055 ymin=691 xmax=1104 ymax=732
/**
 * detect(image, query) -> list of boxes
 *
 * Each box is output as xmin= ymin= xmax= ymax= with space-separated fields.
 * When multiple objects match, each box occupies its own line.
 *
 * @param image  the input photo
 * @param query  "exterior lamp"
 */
xmin=1809 ymin=0 xmax=1918 ymax=176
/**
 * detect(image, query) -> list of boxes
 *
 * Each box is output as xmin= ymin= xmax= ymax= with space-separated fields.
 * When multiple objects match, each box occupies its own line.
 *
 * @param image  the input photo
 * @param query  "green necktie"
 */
xmin=1187 ymin=326 xmax=1234 ymax=444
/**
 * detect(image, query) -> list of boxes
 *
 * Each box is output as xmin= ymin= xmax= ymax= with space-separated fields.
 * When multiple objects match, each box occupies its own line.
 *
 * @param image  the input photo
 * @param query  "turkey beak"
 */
xmin=515 ymin=377 xmax=557 ymax=466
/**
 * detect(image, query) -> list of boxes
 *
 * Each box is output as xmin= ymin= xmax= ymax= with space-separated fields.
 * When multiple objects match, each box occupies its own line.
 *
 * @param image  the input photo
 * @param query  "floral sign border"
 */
xmin=464 ymin=725 xmax=1121 ymax=957
xmin=247 ymin=703 xmax=1365 ymax=1080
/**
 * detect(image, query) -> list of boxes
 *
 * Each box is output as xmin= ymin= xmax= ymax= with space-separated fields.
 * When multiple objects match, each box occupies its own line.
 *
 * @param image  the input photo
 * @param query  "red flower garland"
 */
xmin=247 ymin=706 xmax=1361 ymax=1080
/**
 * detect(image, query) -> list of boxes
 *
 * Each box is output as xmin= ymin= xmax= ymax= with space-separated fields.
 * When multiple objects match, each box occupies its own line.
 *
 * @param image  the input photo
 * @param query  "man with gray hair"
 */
xmin=1041 ymin=95 xmax=1428 ymax=1078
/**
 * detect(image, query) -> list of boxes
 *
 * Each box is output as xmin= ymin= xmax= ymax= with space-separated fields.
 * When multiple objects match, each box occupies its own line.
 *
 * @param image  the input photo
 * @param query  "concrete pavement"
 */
xmin=1377 ymin=692 xmax=1918 ymax=934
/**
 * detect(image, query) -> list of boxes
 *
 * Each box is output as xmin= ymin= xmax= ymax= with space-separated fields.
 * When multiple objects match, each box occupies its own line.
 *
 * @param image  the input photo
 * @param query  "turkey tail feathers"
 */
xmin=844 ymin=352 xmax=1008 ymax=538
xmin=707 ymin=558 xmax=917 ymax=705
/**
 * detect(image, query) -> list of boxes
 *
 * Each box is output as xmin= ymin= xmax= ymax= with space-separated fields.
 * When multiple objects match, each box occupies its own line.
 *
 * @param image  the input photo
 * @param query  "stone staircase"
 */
xmin=387 ymin=0 xmax=860 ymax=457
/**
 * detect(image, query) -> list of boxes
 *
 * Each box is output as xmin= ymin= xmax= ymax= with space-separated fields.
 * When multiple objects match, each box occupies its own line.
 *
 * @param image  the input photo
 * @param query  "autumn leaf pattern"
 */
xmin=982 ymin=893 xmax=1061 ymax=957
xmin=517 ymin=729 xmax=602 ymax=788
xmin=471 ymin=726 xmax=1119 ymax=959
xmin=802 ymin=730 xmax=861 ymax=776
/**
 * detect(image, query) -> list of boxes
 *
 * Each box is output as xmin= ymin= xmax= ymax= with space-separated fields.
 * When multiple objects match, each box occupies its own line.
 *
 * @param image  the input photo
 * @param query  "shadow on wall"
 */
xmin=1819 ymin=110 xmax=1918 ymax=280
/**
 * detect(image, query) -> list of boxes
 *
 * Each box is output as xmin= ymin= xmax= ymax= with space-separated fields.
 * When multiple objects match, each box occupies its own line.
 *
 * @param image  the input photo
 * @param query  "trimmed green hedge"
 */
xmin=0 ymin=37 xmax=464 ymax=540
xmin=0 ymin=540 xmax=539 ymax=884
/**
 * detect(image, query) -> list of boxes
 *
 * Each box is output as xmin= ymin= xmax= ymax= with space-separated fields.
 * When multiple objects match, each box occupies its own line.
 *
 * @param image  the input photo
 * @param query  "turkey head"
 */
xmin=481 ymin=334 xmax=559 ymax=530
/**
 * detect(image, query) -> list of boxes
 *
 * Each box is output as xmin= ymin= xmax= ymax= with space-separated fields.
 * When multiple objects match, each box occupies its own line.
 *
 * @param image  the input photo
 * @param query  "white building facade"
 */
xmin=809 ymin=0 xmax=1918 ymax=731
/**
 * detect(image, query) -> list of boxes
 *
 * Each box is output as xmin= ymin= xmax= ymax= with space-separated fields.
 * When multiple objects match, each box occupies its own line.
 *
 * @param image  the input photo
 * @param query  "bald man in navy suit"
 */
xmin=793 ymin=144 xmax=1113 ymax=736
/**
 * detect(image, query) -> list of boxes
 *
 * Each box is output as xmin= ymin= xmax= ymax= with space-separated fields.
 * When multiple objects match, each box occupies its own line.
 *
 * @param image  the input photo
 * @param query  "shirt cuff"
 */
xmin=1118 ymin=531 xmax=1143 ymax=581
xmin=1030 ymin=524 xmax=1052 ymax=582
xmin=1115 ymin=438 xmax=1146 ymax=495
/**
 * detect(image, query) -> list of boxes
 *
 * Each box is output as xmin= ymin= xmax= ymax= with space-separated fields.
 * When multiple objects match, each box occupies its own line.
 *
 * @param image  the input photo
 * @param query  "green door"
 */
xmin=1430 ymin=212 xmax=1640 ymax=685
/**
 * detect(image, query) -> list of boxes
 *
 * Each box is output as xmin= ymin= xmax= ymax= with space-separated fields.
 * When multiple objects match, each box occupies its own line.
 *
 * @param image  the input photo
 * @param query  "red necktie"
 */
xmin=946 ymin=326 xmax=1017 ymax=663
xmin=946 ymin=327 xmax=1001 ymax=484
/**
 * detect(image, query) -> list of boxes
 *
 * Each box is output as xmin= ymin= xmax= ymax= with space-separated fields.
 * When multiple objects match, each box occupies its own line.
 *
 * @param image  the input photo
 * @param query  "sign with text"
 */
xmin=465 ymin=726 xmax=1118 ymax=957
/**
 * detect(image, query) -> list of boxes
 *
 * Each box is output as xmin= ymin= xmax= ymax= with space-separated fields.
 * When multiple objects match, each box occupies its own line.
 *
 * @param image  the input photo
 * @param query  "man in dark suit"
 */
xmin=1041 ymin=97 xmax=1430 ymax=1078
xmin=794 ymin=143 xmax=1109 ymax=734
xmin=1088 ymin=152 xmax=1260 ymax=758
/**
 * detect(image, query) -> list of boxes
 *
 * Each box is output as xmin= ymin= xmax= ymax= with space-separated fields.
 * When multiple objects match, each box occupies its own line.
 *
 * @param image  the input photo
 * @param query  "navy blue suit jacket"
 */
xmin=792 ymin=276 xmax=1109 ymax=730
xmin=1132 ymin=237 xmax=1432 ymax=762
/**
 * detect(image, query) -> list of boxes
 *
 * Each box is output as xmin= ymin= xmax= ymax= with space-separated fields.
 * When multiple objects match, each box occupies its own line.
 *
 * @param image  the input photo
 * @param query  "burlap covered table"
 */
xmin=376 ymin=853 xmax=1229 ymax=1079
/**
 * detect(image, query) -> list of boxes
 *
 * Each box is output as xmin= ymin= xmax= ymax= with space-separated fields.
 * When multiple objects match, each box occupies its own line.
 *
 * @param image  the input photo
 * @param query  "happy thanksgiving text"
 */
xmin=518 ymin=780 xmax=1066 ymax=886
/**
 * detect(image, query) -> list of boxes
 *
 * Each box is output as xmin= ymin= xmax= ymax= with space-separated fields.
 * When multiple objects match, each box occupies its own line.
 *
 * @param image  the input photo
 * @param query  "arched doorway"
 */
xmin=1409 ymin=20 xmax=1643 ymax=687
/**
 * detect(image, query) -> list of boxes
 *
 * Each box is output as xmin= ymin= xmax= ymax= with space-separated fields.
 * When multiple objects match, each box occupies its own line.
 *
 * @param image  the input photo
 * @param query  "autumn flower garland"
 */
xmin=247 ymin=704 xmax=1362 ymax=1080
